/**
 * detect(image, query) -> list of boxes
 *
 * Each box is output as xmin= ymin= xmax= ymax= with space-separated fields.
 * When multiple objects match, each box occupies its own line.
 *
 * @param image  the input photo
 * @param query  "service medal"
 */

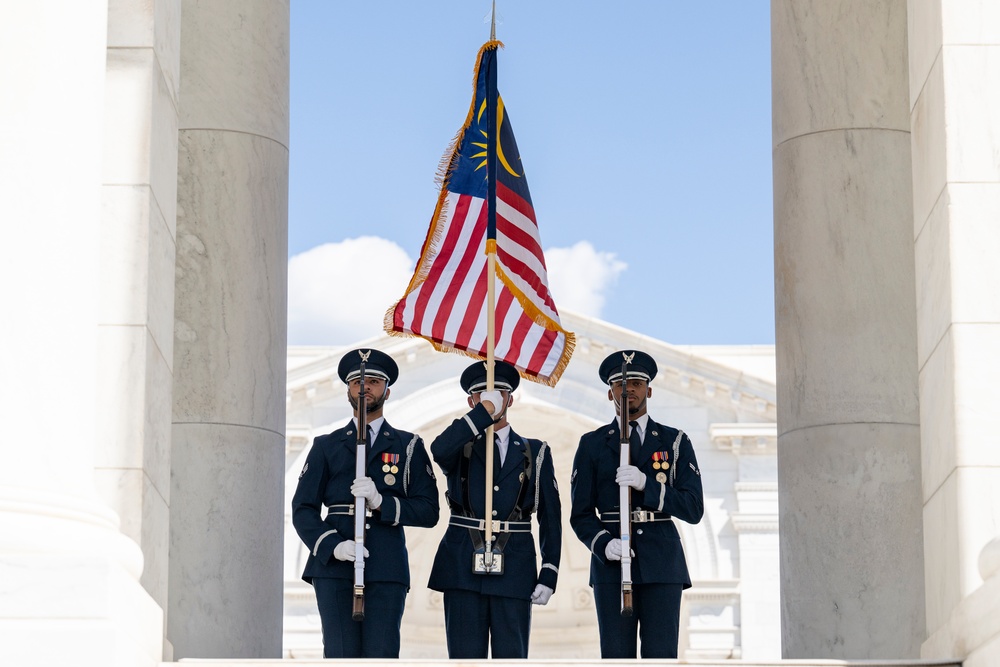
xmin=381 ymin=452 xmax=400 ymax=476
xmin=656 ymin=472 xmax=667 ymax=483
xmin=652 ymin=461 xmax=661 ymax=470
xmin=519 ymin=472 xmax=526 ymax=482
xmin=384 ymin=473 xmax=396 ymax=485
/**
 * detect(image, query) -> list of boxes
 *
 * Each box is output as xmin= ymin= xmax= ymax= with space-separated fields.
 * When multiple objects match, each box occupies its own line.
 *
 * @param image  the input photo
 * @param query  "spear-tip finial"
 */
xmin=490 ymin=0 xmax=496 ymax=41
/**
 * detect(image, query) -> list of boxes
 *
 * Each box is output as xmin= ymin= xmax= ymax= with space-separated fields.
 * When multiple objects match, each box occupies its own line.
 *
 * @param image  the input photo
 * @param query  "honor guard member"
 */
xmin=428 ymin=360 xmax=562 ymax=659
xmin=569 ymin=350 xmax=704 ymax=658
xmin=291 ymin=349 xmax=439 ymax=659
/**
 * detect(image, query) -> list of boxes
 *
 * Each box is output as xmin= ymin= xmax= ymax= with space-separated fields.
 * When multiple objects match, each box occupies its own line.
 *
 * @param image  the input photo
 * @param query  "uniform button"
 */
xmin=637 ymin=529 xmax=643 ymax=535
xmin=494 ymin=485 xmax=500 ymax=491
xmin=492 ymin=510 xmax=498 ymax=516
xmin=365 ymin=523 xmax=371 ymax=530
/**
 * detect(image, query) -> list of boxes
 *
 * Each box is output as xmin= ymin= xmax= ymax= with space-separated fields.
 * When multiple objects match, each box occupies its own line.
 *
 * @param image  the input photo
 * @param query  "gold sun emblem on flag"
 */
xmin=471 ymin=97 xmax=521 ymax=178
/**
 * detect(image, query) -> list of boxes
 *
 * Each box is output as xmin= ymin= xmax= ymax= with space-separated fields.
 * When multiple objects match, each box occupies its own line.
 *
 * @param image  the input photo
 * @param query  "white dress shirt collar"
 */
xmin=629 ymin=413 xmax=650 ymax=443
xmin=493 ymin=424 xmax=511 ymax=465
xmin=353 ymin=415 xmax=385 ymax=446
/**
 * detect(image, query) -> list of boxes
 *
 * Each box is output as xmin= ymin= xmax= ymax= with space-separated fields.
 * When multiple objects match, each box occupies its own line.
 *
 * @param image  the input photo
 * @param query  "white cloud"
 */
xmin=288 ymin=237 xmax=625 ymax=345
xmin=544 ymin=241 xmax=627 ymax=317
xmin=287 ymin=237 xmax=414 ymax=345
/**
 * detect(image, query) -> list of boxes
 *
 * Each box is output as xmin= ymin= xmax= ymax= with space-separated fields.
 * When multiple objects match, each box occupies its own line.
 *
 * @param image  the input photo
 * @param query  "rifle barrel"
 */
xmin=353 ymin=362 xmax=368 ymax=621
xmin=619 ymin=362 xmax=634 ymax=617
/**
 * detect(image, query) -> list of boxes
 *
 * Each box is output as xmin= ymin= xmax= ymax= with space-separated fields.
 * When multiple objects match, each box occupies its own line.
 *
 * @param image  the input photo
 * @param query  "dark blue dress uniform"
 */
xmin=570 ymin=350 xmax=704 ymax=659
xmin=291 ymin=349 xmax=439 ymax=659
xmin=427 ymin=362 xmax=562 ymax=659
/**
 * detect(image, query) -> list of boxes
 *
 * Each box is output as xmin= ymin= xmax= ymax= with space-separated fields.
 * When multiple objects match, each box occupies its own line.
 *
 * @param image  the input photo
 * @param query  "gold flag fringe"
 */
xmin=383 ymin=326 xmax=575 ymax=389
xmin=384 ymin=40 xmax=504 ymax=336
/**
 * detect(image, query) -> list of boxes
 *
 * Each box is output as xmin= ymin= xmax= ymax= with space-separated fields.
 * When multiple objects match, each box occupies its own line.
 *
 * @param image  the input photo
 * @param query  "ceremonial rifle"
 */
xmin=618 ymin=360 xmax=634 ymax=616
xmin=352 ymin=358 xmax=369 ymax=621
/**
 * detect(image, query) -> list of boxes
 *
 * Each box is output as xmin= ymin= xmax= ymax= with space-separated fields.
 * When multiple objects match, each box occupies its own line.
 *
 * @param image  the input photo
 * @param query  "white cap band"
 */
xmin=468 ymin=381 xmax=513 ymax=394
xmin=345 ymin=369 xmax=390 ymax=383
xmin=607 ymin=370 xmax=651 ymax=385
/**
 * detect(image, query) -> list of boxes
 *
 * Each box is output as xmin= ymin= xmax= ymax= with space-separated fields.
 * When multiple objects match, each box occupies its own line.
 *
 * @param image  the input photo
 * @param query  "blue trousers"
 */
xmin=312 ymin=578 xmax=406 ymax=658
xmin=443 ymin=589 xmax=532 ymax=658
xmin=593 ymin=582 xmax=682 ymax=658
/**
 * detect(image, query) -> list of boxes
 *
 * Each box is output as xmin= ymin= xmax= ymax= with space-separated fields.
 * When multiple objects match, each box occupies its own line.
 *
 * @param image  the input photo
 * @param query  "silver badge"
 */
xmin=384 ymin=473 xmax=396 ymax=485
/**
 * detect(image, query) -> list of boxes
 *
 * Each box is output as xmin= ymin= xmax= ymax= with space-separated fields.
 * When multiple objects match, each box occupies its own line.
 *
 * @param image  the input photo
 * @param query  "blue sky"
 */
xmin=288 ymin=1 xmax=773 ymax=347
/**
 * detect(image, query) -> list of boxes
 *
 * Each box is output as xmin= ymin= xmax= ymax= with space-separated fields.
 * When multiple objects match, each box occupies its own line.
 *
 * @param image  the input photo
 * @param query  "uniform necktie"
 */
xmin=367 ymin=424 xmax=373 ymax=449
xmin=629 ymin=420 xmax=642 ymax=506
xmin=629 ymin=420 xmax=642 ymax=462
xmin=494 ymin=433 xmax=503 ymax=469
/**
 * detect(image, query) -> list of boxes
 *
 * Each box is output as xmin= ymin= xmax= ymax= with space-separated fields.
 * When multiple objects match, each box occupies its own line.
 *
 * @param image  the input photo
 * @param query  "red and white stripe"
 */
xmin=390 ymin=186 xmax=572 ymax=384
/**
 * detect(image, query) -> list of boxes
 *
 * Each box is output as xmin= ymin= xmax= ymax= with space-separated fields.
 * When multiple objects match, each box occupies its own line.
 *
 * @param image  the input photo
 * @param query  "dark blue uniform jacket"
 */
xmin=570 ymin=418 xmax=703 ymax=587
xmin=428 ymin=403 xmax=561 ymax=600
xmin=291 ymin=419 xmax=439 ymax=586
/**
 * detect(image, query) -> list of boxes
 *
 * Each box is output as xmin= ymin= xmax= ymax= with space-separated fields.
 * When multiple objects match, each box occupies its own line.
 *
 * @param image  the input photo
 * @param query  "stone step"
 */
xmin=164 ymin=660 xmax=963 ymax=667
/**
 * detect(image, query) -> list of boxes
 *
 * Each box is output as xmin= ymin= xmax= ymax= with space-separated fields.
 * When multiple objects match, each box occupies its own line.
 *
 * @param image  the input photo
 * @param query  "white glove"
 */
xmin=605 ymin=538 xmax=624 ymax=561
xmin=333 ymin=540 xmax=369 ymax=562
xmin=530 ymin=584 xmax=554 ymax=605
xmin=351 ymin=476 xmax=383 ymax=509
xmin=479 ymin=389 xmax=505 ymax=418
xmin=616 ymin=464 xmax=646 ymax=491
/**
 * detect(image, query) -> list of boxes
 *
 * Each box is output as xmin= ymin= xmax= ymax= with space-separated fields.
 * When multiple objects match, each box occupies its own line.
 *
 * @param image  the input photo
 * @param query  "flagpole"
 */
xmin=484 ymin=256 xmax=496 ymax=566
xmin=482 ymin=0 xmax=499 ymax=568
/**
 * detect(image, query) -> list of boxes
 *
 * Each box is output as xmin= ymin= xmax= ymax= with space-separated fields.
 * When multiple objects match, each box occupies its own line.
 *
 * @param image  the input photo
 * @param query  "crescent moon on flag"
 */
xmin=496 ymin=97 xmax=521 ymax=178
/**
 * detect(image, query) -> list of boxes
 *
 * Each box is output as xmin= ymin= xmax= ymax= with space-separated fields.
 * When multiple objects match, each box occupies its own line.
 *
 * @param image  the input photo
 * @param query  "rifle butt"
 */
xmin=352 ymin=587 xmax=365 ymax=621
xmin=621 ymin=586 xmax=634 ymax=617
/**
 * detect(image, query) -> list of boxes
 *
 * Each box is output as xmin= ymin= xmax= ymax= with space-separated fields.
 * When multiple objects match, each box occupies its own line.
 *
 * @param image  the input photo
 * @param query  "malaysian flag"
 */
xmin=384 ymin=40 xmax=574 ymax=386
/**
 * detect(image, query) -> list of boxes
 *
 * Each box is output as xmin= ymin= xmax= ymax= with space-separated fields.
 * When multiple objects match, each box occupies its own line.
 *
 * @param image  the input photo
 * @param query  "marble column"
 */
xmin=0 ymin=3 xmax=162 ymax=666
xmin=167 ymin=0 xmax=289 ymax=659
xmin=97 ymin=0 xmax=181 ymax=641
xmin=908 ymin=2 xmax=1000 ymax=662
xmin=772 ymin=0 xmax=925 ymax=658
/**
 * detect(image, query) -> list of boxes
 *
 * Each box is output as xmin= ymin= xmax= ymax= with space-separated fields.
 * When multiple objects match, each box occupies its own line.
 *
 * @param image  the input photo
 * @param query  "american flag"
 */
xmin=384 ymin=41 xmax=574 ymax=386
